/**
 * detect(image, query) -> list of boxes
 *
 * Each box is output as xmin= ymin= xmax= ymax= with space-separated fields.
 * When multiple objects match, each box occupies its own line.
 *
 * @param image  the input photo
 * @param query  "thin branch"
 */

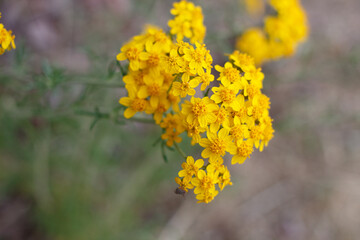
xmin=174 ymin=142 xmax=187 ymax=159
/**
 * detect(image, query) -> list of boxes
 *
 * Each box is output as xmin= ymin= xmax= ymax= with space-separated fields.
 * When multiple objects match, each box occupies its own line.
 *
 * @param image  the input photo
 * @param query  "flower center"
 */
xmin=215 ymin=108 xmax=226 ymax=123
xmin=148 ymin=53 xmax=160 ymax=66
xmin=235 ymin=107 xmax=247 ymax=119
xmin=157 ymin=103 xmax=167 ymax=113
xmin=251 ymin=106 xmax=263 ymax=119
xmin=224 ymin=68 xmax=240 ymax=83
xmin=134 ymin=73 xmax=145 ymax=86
xmin=220 ymin=88 xmax=236 ymax=103
xmin=131 ymin=98 xmax=147 ymax=112
xmin=148 ymin=83 xmax=161 ymax=96
xmin=210 ymin=139 xmax=226 ymax=155
xmin=247 ymin=85 xmax=260 ymax=99
xmin=237 ymin=142 xmax=253 ymax=157
xmin=180 ymin=81 xmax=191 ymax=91
xmin=191 ymin=49 xmax=203 ymax=63
xmin=250 ymin=126 xmax=262 ymax=140
xmin=192 ymin=101 xmax=207 ymax=117
xmin=167 ymin=56 xmax=178 ymax=67
xmin=126 ymin=47 xmax=141 ymax=61
xmin=231 ymin=125 xmax=244 ymax=140
xmin=200 ymin=176 xmax=213 ymax=190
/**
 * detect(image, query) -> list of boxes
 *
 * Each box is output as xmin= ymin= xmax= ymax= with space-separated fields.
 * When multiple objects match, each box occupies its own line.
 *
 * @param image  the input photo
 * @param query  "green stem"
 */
xmin=204 ymin=87 xmax=211 ymax=97
xmin=174 ymin=142 xmax=187 ymax=159
xmin=117 ymin=61 xmax=127 ymax=76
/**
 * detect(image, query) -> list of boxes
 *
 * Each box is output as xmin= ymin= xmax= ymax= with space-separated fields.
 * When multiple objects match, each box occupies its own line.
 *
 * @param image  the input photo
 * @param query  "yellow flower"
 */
xmin=171 ymin=74 xmax=199 ymax=98
xmin=122 ymin=70 xmax=146 ymax=91
xmin=117 ymin=42 xmax=146 ymax=71
xmin=227 ymin=95 xmax=249 ymax=124
xmin=191 ymin=165 xmax=219 ymax=194
xmin=146 ymin=95 xmax=171 ymax=124
xmin=215 ymin=62 xmax=241 ymax=87
xmin=249 ymin=124 xmax=264 ymax=149
xmin=194 ymin=70 xmax=214 ymax=91
xmin=236 ymin=28 xmax=269 ymax=65
xmin=181 ymin=97 xmax=217 ymax=128
xmin=161 ymin=129 xmax=182 ymax=147
xmin=137 ymin=72 xmax=168 ymax=108
xmin=183 ymin=42 xmax=212 ymax=75
xmin=211 ymin=84 xmax=243 ymax=111
xmin=244 ymin=82 xmax=261 ymax=99
xmin=243 ymin=66 xmax=264 ymax=84
xmin=119 ymin=88 xmax=149 ymax=119
xmin=0 ymin=21 xmax=15 ymax=54
xmin=230 ymin=117 xmax=250 ymax=142
xmin=141 ymin=25 xmax=173 ymax=52
xmin=230 ymin=139 xmax=254 ymax=164
xmin=138 ymin=41 xmax=163 ymax=69
xmin=167 ymin=92 xmax=181 ymax=113
xmin=175 ymin=177 xmax=193 ymax=192
xmin=229 ymin=51 xmax=255 ymax=73
xmin=199 ymin=128 xmax=236 ymax=163
xmin=168 ymin=0 xmax=206 ymax=43
xmin=209 ymin=106 xmax=230 ymax=133
xmin=183 ymin=121 xmax=207 ymax=145
xmin=195 ymin=188 xmax=218 ymax=203
xmin=218 ymin=166 xmax=232 ymax=191
xmin=237 ymin=0 xmax=308 ymax=65
xmin=178 ymin=156 xmax=204 ymax=179
xmin=163 ymin=48 xmax=183 ymax=74
xmin=261 ymin=124 xmax=274 ymax=151
xmin=160 ymin=113 xmax=184 ymax=132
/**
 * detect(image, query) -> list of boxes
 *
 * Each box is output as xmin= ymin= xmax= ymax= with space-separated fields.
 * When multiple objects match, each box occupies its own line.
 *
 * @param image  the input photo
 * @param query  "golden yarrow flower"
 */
xmin=199 ymin=128 xmax=236 ymax=163
xmin=181 ymin=97 xmax=217 ymax=128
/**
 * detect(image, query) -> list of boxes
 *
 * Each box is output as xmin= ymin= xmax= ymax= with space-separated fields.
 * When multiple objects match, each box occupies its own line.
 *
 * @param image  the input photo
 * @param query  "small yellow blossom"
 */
xmin=161 ymin=129 xmax=182 ymax=147
xmin=178 ymin=156 xmax=204 ymax=179
xmin=119 ymin=88 xmax=149 ymax=119
xmin=0 ymin=13 xmax=16 ymax=55
xmin=215 ymin=62 xmax=241 ymax=87
xmin=230 ymin=139 xmax=254 ymax=164
xmin=192 ymin=165 xmax=219 ymax=194
xmin=175 ymin=177 xmax=193 ymax=192
xmin=171 ymin=75 xmax=199 ymax=98
xmin=199 ymin=128 xmax=236 ymax=163
xmin=218 ymin=166 xmax=232 ymax=191
xmin=181 ymin=97 xmax=217 ymax=128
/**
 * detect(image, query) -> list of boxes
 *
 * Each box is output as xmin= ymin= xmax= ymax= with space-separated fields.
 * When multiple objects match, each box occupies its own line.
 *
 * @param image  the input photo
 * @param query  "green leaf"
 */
xmin=89 ymin=118 xmax=100 ymax=130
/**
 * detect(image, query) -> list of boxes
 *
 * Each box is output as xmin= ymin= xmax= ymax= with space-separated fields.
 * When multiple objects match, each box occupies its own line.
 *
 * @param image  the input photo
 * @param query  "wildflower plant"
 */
xmin=237 ymin=0 xmax=309 ymax=65
xmin=117 ymin=0 xmax=274 ymax=203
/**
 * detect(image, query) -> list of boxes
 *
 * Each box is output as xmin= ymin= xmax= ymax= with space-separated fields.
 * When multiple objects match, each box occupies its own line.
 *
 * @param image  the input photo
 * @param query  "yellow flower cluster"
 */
xmin=117 ymin=0 xmax=274 ymax=203
xmin=0 ymin=12 xmax=16 ymax=55
xmin=168 ymin=0 xmax=206 ymax=43
xmin=176 ymin=51 xmax=274 ymax=203
xmin=237 ymin=0 xmax=308 ymax=65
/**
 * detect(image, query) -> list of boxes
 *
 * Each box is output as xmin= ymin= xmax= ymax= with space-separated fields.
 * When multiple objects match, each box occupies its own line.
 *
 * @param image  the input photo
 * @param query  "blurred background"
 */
xmin=0 ymin=0 xmax=360 ymax=239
